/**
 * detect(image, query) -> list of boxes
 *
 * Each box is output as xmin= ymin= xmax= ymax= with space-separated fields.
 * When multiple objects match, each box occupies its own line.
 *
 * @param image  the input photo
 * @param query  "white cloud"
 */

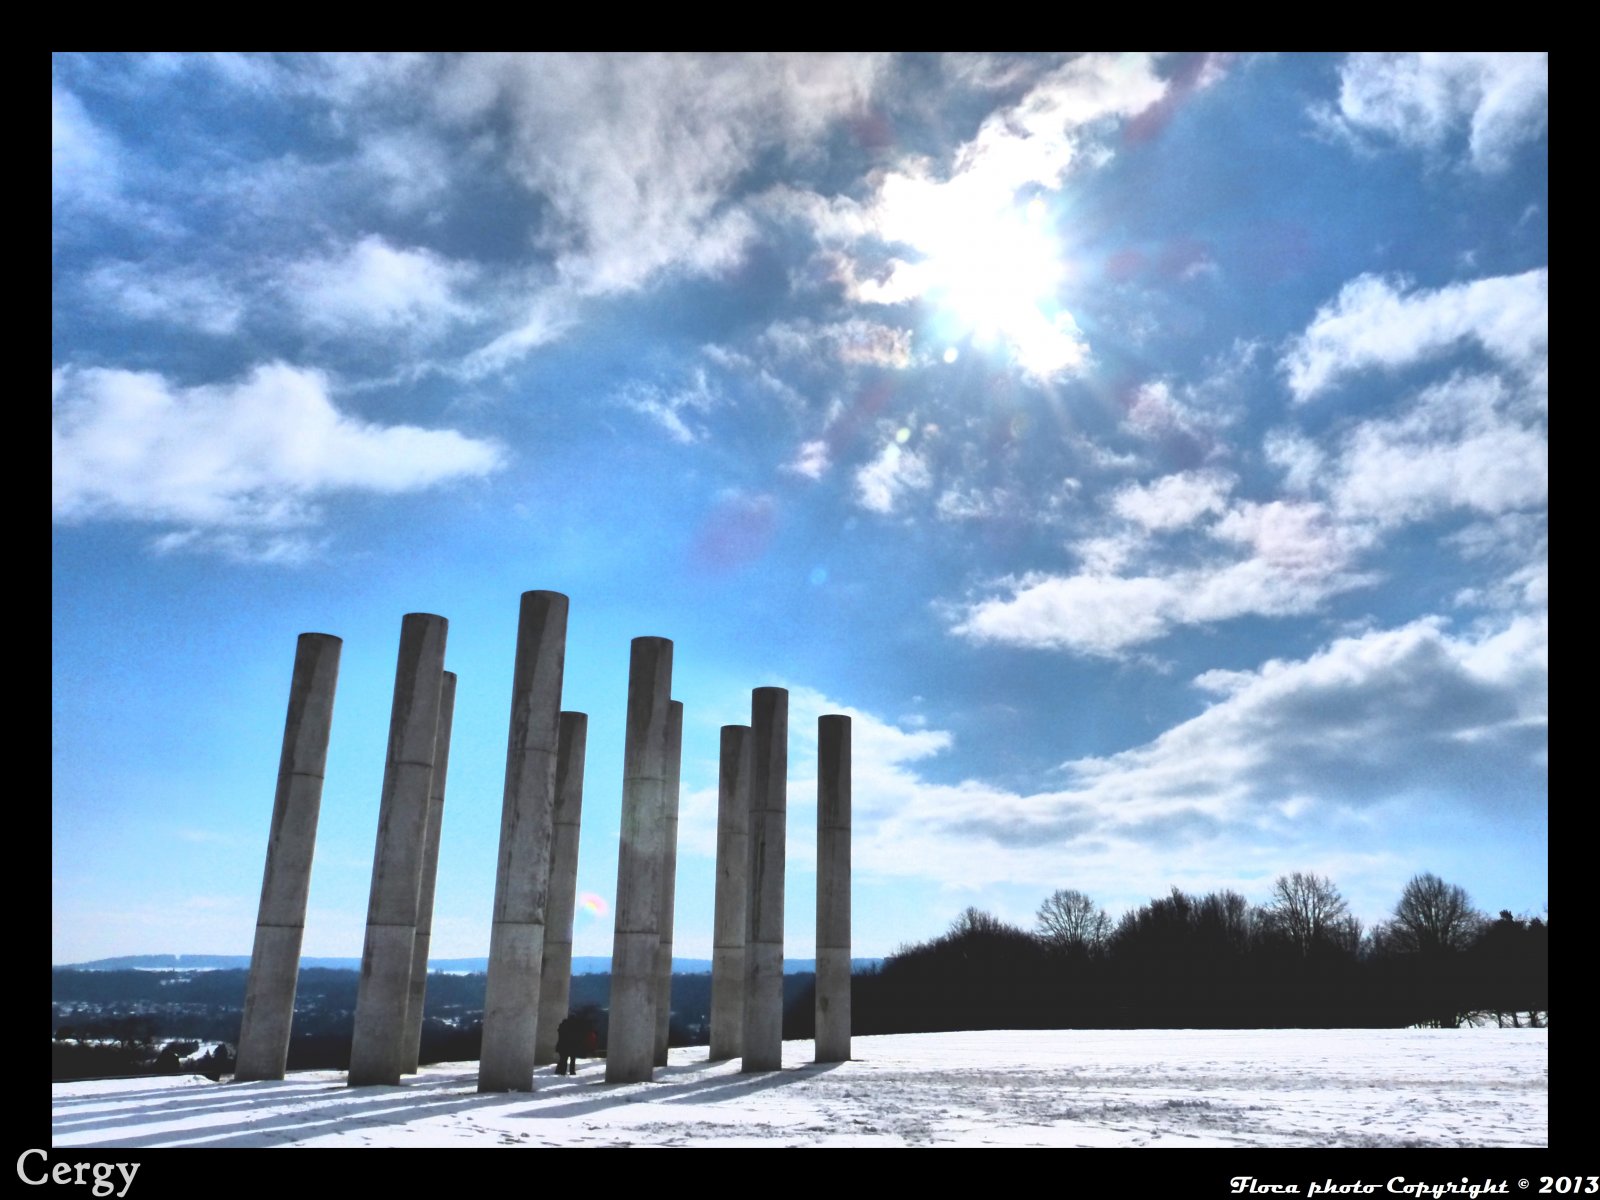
xmin=124 ymin=52 xmax=432 ymax=112
xmin=679 ymin=614 xmax=1542 ymax=913
xmin=855 ymin=441 xmax=932 ymax=514
xmin=762 ymin=318 xmax=914 ymax=369
xmin=951 ymin=268 xmax=1547 ymax=659
xmin=955 ymin=53 xmax=1169 ymax=192
xmin=1325 ymin=52 xmax=1548 ymax=174
xmin=1111 ymin=470 xmax=1234 ymax=531
xmin=1120 ymin=379 xmax=1220 ymax=450
xmin=1328 ymin=373 xmax=1546 ymax=528
xmin=354 ymin=128 xmax=459 ymax=216
xmin=760 ymin=187 xmax=876 ymax=248
xmin=283 ymin=235 xmax=477 ymax=338
xmin=1263 ymin=429 xmax=1324 ymax=494
xmin=952 ymin=571 xmax=1179 ymax=656
xmin=1211 ymin=500 xmax=1355 ymax=571
xmin=1085 ymin=616 xmax=1547 ymax=820
xmin=85 ymin=262 xmax=245 ymax=336
xmin=784 ymin=440 xmax=831 ymax=480
xmin=1446 ymin=514 xmax=1547 ymax=614
xmin=1446 ymin=511 xmax=1546 ymax=565
xmin=52 ymin=363 xmax=504 ymax=553
xmin=298 ymin=52 xmax=434 ymax=109
xmin=939 ymin=52 xmax=1053 ymax=93
xmin=457 ymin=293 xmax=577 ymax=380
xmin=696 ymin=345 xmax=811 ymax=417
xmin=52 ymin=85 xmax=120 ymax=212
xmin=1069 ymin=436 xmax=1143 ymax=474
xmin=433 ymin=53 xmax=885 ymax=299
xmin=1283 ymin=269 xmax=1547 ymax=402
xmin=952 ymin=500 xmax=1367 ymax=657
xmin=130 ymin=51 xmax=307 ymax=96
xmin=935 ymin=487 xmax=996 ymax=521
xmin=150 ymin=528 xmax=329 ymax=566
xmin=796 ymin=55 xmax=1168 ymax=384
xmin=615 ymin=368 xmax=720 ymax=445
xmin=1072 ymin=533 xmax=1141 ymax=574
xmin=930 ymin=468 xmax=1078 ymax=528
xmin=1007 ymin=328 xmax=1546 ymax=657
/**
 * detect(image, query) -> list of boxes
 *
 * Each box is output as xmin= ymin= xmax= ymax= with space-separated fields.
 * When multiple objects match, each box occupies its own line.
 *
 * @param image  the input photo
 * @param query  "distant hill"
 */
xmin=59 ymin=953 xmax=882 ymax=974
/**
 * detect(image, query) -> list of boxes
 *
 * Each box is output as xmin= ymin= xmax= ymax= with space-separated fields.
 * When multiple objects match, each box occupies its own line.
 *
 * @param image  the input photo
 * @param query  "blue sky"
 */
xmin=52 ymin=53 xmax=1547 ymax=965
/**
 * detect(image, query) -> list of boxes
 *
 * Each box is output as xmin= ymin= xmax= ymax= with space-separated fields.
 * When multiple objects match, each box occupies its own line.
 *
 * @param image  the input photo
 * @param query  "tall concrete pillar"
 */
xmin=348 ymin=613 xmax=448 ymax=1087
xmin=535 ymin=711 xmax=588 ymax=1066
xmin=653 ymin=700 xmax=684 ymax=1067
xmin=708 ymin=724 xmax=750 ymax=1060
xmin=235 ymin=633 xmax=342 ymax=1082
xmin=402 ymin=671 xmax=456 ymax=1075
xmin=815 ymin=715 xmax=852 ymax=1063
xmin=742 ymin=686 xmax=787 ymax=1072
xmin=606 ymin=637 xmax=673 ymax=1083
xmin=478 ymin=591 xmax=569 ymax=1093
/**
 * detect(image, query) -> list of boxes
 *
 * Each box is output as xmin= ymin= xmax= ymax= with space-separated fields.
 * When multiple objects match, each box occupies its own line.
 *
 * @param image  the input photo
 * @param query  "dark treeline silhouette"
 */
xmin=53 ymin=872 xmax=1546 ymax=1079
xmin=846 ymin=873 xmax=1547 ymax=1035
xmin=51 ymin=1025 xmax=238 ymax=1083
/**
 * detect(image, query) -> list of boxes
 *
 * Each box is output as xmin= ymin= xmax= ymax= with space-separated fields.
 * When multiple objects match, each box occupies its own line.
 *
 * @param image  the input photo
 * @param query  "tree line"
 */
xmin=52 ymin=871 xmax=1546 ymax=1079
xmin=839 ymin=872 xmax=1547 ymax=1034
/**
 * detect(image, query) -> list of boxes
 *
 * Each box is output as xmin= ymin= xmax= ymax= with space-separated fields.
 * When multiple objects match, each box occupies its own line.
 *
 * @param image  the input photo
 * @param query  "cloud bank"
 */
xmin=52 ymin=363 xmax=504 ymax=558
xmin=1323 ymin=53 xmax=1548 ymax=174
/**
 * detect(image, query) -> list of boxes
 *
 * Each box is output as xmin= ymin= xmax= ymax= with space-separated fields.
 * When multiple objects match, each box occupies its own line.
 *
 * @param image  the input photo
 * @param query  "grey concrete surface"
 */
xmin=709 ymin=724 xmax=750 ymax=1061
xmin=607 ymin=637 xmax=674 ymax=1083
xmin=235 ymin=633 xmax=342 ymax=1082
xmin=742 ymin=687 xmax=787 ymax=1072
xmin=349 ymin=613 xmax=448 ymax=1086
xmin=653 ymin=700 xmax=683 ymax=1067
xmin=815 ymin=714 xmax=852 ymax=1063
xmin=535 ymin=711 xmax=589 ymax=1065
xmin=478 ymin=591 xmax=569 ymax=1093
xmin=402 ymin=670 xmax=457 ymax=1075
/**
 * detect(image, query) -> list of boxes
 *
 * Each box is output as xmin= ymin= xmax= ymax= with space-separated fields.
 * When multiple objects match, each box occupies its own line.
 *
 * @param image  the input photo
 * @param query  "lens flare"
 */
xmin=577 ymin=892 xmax=609 ymax=919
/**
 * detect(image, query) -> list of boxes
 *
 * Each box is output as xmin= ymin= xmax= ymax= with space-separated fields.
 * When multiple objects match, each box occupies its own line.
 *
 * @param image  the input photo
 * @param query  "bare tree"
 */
xmin=1329 ymin=913 xmax=1364 ymax=953
xmin=1194 ymin=888 xmax=1256 ymax=955
xmin=1035 ymin=888 xmax=1110 ymax=955
xmin=1264 ymin=872 xmax=1352 ymax=957
xmin=1388 ymin=872 xmax=1482 ymax=954
xmin=948 ymin=906 xmax=1020 ymax=938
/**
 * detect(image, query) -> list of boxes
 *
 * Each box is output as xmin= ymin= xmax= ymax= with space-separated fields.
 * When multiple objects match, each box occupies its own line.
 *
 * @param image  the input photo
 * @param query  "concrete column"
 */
xmin=535 ymin=711 xmax=588 ymax=1066
xmin=815 ymin=715 xmax=852 ymax=1063
xmin=742 ymin=686 xmax=787 ymax=1072
xmin=606 ymin=636 xmax=673 ymax=1083
xmin=235 ymin=633 xmax=342 ymax=1082
xmin=709 ymin=725 xmax=750 ymax=1060
xmin=478 ymin=591 xmax=569 ymax=1093
xmin=402 ymin=671 xmax=456 ymax=1075
xmin=653 ymin=700 xmax=684 ymax=1067
xmin=348 ymin=613 xmax=448 ymax=1087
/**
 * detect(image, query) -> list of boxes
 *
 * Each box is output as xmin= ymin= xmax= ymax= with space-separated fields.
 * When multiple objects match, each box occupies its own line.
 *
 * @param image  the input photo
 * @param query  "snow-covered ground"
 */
xmin=51 ymin=1028 xmax=1546 ymax=1149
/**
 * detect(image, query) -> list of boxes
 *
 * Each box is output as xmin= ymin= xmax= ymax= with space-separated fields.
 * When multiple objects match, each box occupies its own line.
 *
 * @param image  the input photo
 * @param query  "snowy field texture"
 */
xmin=51 ymin=1028 xmax=1546 ymax=1149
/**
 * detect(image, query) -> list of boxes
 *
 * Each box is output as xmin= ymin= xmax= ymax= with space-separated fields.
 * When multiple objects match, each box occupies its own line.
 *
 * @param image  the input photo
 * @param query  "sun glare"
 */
xmin=877 ymin=172 xmax=1085 ymax=379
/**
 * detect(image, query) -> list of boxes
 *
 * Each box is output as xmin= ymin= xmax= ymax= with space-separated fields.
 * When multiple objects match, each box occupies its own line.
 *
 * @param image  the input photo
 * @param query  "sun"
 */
xmin=874 ymin=173 xmax=1085 ymax=379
